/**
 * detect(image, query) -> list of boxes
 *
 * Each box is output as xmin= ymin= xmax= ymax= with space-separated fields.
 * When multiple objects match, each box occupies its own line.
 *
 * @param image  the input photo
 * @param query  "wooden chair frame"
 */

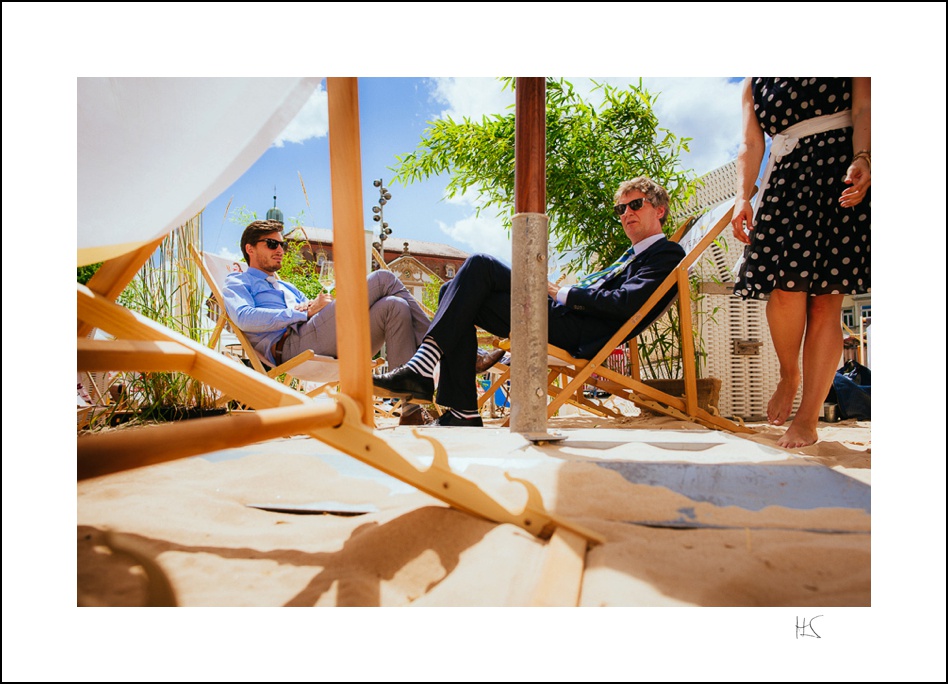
xmin=191 ymin=246 xmax=343 ymax=402
xmin=76 ymin=78 xmax=607 ymax=607
xmin=487 ymin=200 xmax=754 ymax=434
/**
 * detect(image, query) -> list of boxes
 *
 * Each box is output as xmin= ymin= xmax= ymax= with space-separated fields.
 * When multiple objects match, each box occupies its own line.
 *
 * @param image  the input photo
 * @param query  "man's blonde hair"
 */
xmin=614 ymin=177 xmax=670 ymax=226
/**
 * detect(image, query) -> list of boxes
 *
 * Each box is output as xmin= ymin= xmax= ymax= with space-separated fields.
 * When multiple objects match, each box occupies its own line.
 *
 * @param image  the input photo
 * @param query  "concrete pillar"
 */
xmin=509 ymin=212 xmax=550 ymax=434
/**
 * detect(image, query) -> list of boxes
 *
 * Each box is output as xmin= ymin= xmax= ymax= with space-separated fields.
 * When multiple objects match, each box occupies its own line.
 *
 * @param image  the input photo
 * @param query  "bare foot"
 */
xmin=776 ymin=420 xmax=818 ymax=448
xmin=767 ymin=377 xmax=799 ymax=426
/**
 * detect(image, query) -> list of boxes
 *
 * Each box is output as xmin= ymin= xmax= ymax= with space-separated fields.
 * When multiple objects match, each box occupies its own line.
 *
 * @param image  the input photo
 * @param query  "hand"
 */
xmin=840 ymin=157 xmax=871 ymax=208
xmin=730 ymin=198 xmax=754 ymax=245
xmin=547 ymin=282 xmax=561 ymax=299
xmin=301 ymin=292 xmax=333 ymax=319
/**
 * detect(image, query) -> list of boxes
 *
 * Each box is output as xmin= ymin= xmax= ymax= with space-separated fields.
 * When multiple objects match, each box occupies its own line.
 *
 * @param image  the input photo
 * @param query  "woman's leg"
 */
xmin=765 ymin=289 xmax=807 ymax=426
xmin=779 ymin=293 xmax=844 ymax=448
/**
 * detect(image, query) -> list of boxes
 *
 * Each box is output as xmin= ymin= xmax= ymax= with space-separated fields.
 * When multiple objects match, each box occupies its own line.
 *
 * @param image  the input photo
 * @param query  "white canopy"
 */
xmin=77 ymin=77 xmax=321 ymax=265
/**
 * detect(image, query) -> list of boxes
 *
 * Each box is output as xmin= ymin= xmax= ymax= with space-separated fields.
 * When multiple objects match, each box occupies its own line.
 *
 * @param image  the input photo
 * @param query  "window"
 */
xmin=842 ymin=308 xmax=856 ymax=328
xmin=860 ymin=305 xmax=871 ymax=326
xmin=446 ymin=265 xmax=456 ymax=278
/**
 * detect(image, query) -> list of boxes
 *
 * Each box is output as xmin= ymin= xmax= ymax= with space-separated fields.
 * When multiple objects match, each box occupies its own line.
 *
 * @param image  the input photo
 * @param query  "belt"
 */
xmin=734 ymin=109 xmax=855 ymax=280
xmin=753 ymin=109 xmax=854 ymax=219
xmin=271 ymin=329 xmax=291 ymax=365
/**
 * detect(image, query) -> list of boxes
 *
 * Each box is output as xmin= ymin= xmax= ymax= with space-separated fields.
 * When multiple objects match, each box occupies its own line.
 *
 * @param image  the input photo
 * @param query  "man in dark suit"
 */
xmin=373 ymin=176 xmax=686 ymax=426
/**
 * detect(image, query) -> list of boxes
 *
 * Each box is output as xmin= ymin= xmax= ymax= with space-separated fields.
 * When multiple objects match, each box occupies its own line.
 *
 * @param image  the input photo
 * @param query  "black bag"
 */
xmin=825 ymin=360 xmax=871 ymax=420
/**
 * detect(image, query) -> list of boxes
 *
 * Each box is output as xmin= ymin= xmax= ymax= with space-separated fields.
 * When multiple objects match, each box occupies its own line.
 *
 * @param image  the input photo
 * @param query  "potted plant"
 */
xmin=634 ymin=271 xmax=723 ymax=414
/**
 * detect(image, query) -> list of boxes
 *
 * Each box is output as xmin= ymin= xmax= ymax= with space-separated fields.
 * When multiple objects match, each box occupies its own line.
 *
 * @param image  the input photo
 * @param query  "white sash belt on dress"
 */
xmin=752 ymin=109 xmax=854 ymax=218
xmin=734 ymin=109 xmax=855 ymax=280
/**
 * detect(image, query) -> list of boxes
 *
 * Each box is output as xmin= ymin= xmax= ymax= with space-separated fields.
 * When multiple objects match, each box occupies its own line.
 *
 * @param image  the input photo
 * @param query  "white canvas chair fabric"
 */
xmin=78 ymin=77 xmax=322 ymax=266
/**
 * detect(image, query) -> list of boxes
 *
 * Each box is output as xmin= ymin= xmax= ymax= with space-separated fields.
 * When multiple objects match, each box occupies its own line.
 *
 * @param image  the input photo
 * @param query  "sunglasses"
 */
xmin=613 ymin=198 xmax=649 ymax=217
xmin=256 ymin=238 xmax=288 ymax=250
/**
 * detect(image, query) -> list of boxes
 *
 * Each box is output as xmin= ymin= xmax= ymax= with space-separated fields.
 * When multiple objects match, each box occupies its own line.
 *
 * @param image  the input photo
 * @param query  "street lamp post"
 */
xmin=372 ymin=179 xmax=393 ymax=251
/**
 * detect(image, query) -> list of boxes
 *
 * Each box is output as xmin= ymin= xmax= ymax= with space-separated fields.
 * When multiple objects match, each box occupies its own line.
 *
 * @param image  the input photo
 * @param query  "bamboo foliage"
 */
xmin=110 ymin=214 xmax=221 ymax=421
xmin=636 ymin=270 xmax=722 ymax=381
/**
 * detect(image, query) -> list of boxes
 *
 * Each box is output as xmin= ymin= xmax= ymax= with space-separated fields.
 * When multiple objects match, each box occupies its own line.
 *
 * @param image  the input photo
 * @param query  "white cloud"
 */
xmin=437 ymin=215 xmax=511 ymax=264
xmin=442 ymin=183 xmax=488 ymax=208
xmin=274 ymin=85 xmax=329 ymax=147
xmin=642 ymin=77 xmax=745 ymax=177
xmin=428 ymin=77 xmax=515 ymax=121
xmin=214 ymin=246 xmax=244 ymax=262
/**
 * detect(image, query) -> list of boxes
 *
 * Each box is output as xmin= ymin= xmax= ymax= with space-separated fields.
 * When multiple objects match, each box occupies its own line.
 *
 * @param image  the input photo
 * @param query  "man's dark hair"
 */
xmin=239 ymin=219 xmax=285 ymax=262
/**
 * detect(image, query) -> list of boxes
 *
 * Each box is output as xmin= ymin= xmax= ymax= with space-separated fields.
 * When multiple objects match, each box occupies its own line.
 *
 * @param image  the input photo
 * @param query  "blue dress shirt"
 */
xmin=222 ymin=267 xmax=308 ymax=365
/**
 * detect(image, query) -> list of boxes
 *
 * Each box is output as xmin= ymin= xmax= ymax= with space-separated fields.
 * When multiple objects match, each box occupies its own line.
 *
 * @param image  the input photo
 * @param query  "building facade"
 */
xmin=282 ymin=226 xmax=469 ymax=304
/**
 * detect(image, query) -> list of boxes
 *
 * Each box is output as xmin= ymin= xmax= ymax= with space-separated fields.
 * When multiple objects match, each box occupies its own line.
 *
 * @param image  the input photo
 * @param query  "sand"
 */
xmin=75 ymin=411 xmax=872 ymax=609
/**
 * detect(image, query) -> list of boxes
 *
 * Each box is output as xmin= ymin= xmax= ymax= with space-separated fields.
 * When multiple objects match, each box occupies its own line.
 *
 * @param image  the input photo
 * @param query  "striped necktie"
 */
xmin=576 ymin=245 xmax=636 ymax=290
xmin=266 ymin=275 xmax=296 ymax=308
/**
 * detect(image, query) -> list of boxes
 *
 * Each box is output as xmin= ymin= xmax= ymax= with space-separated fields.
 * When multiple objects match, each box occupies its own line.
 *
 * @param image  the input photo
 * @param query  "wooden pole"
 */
xmin=509 ymin=77 xmax=549 ymax=435
xmin=514 ymin=78 xmax=546 ymax=213
xmin=327 ymin=78 xmax=374 ymax=427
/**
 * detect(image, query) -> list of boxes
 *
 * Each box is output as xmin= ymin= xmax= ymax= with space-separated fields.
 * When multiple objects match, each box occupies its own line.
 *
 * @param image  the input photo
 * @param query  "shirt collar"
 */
xmin=245 ymin=266 xmax=276 ymax=280
xmin=631 ymin=233 xmax=665 ymax=254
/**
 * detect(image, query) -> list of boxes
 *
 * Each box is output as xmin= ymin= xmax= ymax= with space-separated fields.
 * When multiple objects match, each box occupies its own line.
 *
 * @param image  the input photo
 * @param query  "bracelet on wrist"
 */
xmin=852 ymin=150 xmax=871 ymax=169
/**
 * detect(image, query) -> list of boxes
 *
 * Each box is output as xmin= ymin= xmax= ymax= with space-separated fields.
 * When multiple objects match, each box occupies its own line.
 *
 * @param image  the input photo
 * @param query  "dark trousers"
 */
xmin=428 ymin=253 xmax=585 ymax=410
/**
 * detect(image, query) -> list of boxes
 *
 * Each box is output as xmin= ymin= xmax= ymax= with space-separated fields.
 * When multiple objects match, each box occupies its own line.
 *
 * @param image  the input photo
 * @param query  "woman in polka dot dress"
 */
xmin=730 ymin=77 xmax=871 ymax=448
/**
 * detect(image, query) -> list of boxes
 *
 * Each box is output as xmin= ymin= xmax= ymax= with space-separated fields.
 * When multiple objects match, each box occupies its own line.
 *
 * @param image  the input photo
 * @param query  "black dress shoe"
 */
xmin=373 ymin=365 xmax=434 ymax=402
xmin=433 ymin=412 xmax=484 ymax=427
xmin=475 ymin=348 xmax=507 ymax=374
xmin=398 ymin=404 xmax=434 ymax=426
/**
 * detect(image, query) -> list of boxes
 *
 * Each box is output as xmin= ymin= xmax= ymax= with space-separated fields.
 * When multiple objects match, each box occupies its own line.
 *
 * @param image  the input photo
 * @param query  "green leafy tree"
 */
xmin=394 ymin=77 xmax=699 ymax=275
xmin=278 ymin=239 xmax=324 ymax=299
xmin=77 ymin=262 xmax=103 ymax=285
xmin=422 ymin=274 xmax=443 ymax=314
xmin=393 ymin=78 xmax=726 ymax=381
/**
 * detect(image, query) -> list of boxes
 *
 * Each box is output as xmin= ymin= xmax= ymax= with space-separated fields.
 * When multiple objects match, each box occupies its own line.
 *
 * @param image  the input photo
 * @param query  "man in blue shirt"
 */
xmin=222 ymin=219 xmax=432 ymax=424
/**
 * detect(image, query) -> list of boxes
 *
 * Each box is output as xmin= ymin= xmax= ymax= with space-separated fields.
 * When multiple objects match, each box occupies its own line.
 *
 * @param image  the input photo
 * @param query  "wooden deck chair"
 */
xmin=77 ymin=327 xmax=122 ymax=429
xmin=76 ymin=76 xmax=604 ymax=589
xmin=191 ymin=246 xmax=342 ymax=401
xmin=193 ymin=246 xmax=416 ymax=419
xmin=490 ymin=198 xmax=753 ymax=434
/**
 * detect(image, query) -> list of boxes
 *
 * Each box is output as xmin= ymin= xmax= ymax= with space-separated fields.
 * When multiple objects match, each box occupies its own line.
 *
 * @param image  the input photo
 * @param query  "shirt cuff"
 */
xmin=556 ymin=286 xmax=571 ymax=305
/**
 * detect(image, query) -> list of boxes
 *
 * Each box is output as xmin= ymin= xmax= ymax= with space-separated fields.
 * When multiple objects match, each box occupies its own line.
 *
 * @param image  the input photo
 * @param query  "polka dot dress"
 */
xmin=734 ymin=78 xmax=870 ymax=300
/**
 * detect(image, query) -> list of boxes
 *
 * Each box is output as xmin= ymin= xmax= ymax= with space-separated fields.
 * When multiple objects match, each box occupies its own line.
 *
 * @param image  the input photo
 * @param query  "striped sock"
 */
xmin=404 ymin=338 xmax=442 ymax=379
xmin=449 ymin=408 xmax=480 ymax=421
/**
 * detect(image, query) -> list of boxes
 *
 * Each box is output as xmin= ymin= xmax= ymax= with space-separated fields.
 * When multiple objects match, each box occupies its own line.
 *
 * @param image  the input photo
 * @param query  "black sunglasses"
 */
xmin=613 ymin=198 xmax=649 ymax=217
xmin=256 ymin=238 xmax=288 ymax=250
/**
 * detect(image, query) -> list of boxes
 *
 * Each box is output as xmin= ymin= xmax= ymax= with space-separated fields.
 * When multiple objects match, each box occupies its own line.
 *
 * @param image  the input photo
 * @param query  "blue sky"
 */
xmin=203 ymin=76 xmax=747 ymax=265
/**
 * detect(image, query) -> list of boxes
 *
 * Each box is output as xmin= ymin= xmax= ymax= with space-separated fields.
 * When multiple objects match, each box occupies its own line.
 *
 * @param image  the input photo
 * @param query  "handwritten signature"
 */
xmin=796 ymin=615 xmax=822 ymax=639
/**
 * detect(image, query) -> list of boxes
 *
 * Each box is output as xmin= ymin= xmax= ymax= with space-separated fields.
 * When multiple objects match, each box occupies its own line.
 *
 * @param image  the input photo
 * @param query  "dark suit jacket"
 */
xmin=551 ymin=237 xmax=686 ymax=359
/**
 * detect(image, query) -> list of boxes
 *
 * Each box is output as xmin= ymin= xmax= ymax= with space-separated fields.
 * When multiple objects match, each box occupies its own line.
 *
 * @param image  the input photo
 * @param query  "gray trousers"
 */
xmin=282 ymin=270 xmax=429 ymax=368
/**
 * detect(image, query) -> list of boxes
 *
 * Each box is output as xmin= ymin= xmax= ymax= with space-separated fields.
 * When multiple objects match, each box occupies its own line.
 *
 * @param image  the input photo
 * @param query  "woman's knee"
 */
xmin=807 ymin=293 xmax=844 ymax=319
